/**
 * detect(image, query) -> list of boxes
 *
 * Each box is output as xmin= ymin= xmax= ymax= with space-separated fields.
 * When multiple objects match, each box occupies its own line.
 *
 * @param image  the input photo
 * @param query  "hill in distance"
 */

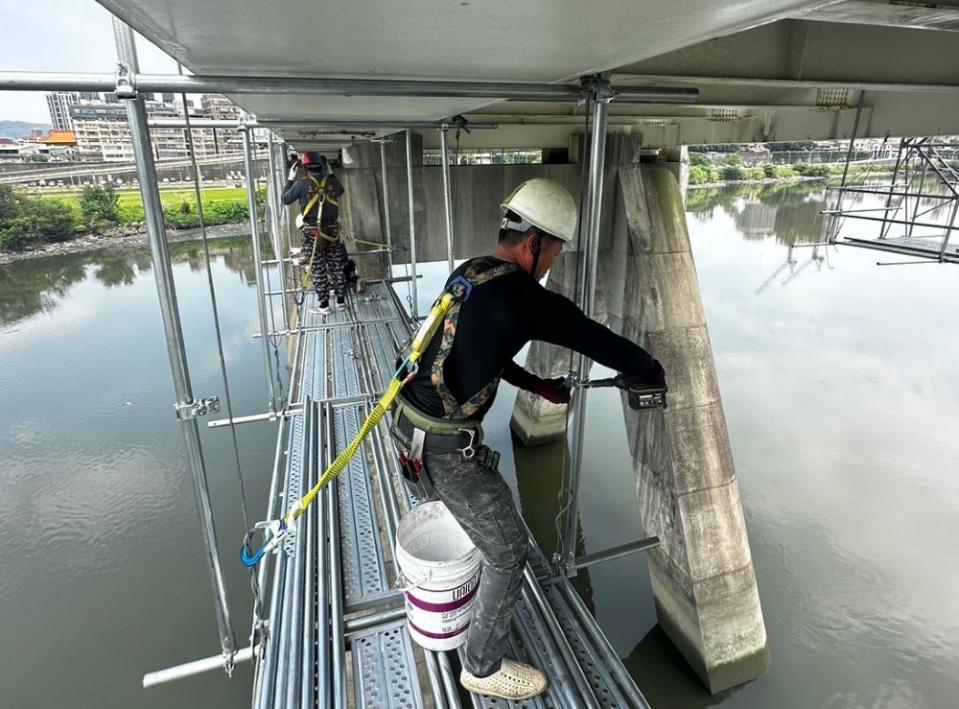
xmin=0 ymin=121 xmax=52 ymax=140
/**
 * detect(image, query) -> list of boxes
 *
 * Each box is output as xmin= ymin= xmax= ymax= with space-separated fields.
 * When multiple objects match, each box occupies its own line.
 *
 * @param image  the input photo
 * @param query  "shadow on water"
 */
xmin=510 ymin=429 xmax=743 ymax=706
xmin=0 ymin=234 xmax=262 ymax=328
xmin=510 ymin=430 xmax=596 ymax=621
xmin=623 ymin=625 xmax=746 ymax=708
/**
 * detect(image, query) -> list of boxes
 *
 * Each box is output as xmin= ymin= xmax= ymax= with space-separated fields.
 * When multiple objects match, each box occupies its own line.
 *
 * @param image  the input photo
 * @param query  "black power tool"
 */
xmin=571 ymin=376 xmax=668 ymax=411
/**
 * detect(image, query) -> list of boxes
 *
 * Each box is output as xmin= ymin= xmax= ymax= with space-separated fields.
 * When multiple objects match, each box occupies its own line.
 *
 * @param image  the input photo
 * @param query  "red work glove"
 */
xmin=531 ymin=377 xmax=572 ymax=404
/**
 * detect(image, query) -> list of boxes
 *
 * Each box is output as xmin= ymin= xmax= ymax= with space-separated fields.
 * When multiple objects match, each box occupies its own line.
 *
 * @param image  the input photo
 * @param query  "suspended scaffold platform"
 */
xmin=250 ymin=284 xmax=651 ymax=708
xmin=827 ymin=136 xmax=959 ymax=264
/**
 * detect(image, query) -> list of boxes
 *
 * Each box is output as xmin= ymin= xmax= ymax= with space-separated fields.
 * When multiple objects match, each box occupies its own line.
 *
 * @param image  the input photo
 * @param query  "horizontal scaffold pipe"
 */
xmin=613 ymin=72 xmax=959 ymax=95
xmin=259 ymin=119 xmax=498 ymax=130
xmin=0 ymin=71 xmax=699 ymax=103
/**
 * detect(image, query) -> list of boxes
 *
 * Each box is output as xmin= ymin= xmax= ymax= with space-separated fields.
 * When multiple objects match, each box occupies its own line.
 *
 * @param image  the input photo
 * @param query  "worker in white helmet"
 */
xmin=391 ymin=178 xmax=665 ymax=701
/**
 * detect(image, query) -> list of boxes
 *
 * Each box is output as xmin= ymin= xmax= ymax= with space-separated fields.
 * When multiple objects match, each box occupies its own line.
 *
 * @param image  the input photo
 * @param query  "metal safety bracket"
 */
xmin=578 ymin=73 xmax=615 ymax=104
xmin=115 ymin=63 xmax=137 ymax=99
xmin=175 ymin=396 xmax=221 ymax=421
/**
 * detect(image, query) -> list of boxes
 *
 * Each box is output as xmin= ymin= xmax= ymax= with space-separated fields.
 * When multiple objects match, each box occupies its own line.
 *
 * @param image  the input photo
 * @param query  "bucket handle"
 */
xmin=397 ymin=566 xmax=433 ymax=592
xmin=395 ymin=546 xmax=433 ymax=592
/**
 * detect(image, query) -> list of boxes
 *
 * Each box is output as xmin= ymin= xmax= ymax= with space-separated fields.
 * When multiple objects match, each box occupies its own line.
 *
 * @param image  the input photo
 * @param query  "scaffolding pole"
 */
xmin=266 ymin=134 xmax=290 ymax=335
xmin=440 ymin=127 xmax=455 ymax=274
xmin=112 ymin=17 xmax=237 ymax=664
xmin=241 ymin=124 xmax=280 ymax=414
xmin=380 ymin=141 xmax=394 ymax=275
xmin=0 ymin=70 xmax=698 ymax=104
xmin=563 ymin=81 xmax=612 ymax=567
xmin=405 ymin=130 xmax=419 ymax=318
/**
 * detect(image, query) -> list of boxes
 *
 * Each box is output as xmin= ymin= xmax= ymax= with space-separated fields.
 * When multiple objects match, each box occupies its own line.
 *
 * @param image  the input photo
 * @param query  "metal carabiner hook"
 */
xmin=240 ymin=518 xmax=289 ymax=568
xmin=457 ymin=428 xmax=477 ymax=460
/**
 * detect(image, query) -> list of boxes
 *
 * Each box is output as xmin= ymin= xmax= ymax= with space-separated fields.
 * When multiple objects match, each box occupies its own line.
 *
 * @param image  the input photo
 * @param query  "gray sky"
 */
xmin=2 ymin=0 xmax=178 ymax=123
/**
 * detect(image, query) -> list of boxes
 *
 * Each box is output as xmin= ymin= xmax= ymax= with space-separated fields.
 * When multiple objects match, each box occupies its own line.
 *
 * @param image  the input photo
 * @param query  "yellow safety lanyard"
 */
xmin=241 ymin=291 xmax=456 ymax=567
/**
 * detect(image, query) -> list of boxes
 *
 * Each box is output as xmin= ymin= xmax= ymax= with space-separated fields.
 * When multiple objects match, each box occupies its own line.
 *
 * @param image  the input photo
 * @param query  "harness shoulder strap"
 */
xmin=301 ymin=175 xmax=329 ymax=218
xmin=429 ymin=257 xmax=520 ymax=419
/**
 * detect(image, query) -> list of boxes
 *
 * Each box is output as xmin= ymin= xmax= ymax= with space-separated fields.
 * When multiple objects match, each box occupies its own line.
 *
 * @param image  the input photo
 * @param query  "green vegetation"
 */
xmin=0 ymin=185 xmax=261 ymax=251
xmin=0 ymin=185 xmax=78 ymax=250
xmin=79 ymin=185 xmax=120 ymax=231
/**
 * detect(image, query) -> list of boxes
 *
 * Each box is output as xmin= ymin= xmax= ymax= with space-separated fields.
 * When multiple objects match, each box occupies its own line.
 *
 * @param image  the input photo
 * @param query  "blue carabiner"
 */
xmin=241 ymin=519 xmax=287 ymax=568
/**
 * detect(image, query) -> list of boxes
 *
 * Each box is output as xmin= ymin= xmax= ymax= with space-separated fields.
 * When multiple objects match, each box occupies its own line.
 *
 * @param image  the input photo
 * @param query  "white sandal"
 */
xmin=460 ymin=658 xmax=548 ymax=700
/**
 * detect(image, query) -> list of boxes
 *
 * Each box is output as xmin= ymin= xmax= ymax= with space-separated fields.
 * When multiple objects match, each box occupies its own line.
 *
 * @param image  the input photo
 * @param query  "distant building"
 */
xmin=69 ymin=100 xmax=243 ymax=162
xmin=46 ymin=91 xmax=81 ymax=131
xmin=201 ymin=94 xmax=240 ymax=121
xmin=160 ymin=92 xmax=175 ymax=105
xmin=0 ymin=137 xmax=22 ymax=161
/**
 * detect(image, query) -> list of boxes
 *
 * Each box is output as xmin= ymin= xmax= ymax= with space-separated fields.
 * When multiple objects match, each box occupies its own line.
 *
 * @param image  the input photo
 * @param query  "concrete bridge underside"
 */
xmin=97 ymin=0 xmax=959 ymax=150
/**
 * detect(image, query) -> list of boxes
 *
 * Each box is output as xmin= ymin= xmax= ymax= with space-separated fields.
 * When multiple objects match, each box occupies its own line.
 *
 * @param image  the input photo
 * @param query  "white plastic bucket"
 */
xmin=395 ymin=501 xmax=483 ymax=651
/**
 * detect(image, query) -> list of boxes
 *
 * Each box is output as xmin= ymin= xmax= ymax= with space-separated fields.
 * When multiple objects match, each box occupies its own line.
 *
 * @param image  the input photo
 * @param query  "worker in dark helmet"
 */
xmin=282 ymin=151 xmax=347 ymax=314
xmin=390 ymin=178 xmax=665 ymax=701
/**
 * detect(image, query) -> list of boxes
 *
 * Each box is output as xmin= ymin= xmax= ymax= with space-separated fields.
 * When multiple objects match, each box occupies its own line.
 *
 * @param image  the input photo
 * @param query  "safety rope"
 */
xmin=177 ymin=67 xmax=247 ymax=672
xmin=241 ymin=292 xmax=456 ymax=567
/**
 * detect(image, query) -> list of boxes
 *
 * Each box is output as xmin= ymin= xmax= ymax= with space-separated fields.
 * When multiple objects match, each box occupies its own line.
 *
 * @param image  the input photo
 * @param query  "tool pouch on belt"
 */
xmin=471 ymin=444 xmax=501 ymax=472
xmin=391 ymin=424 xmax=436 ymax=499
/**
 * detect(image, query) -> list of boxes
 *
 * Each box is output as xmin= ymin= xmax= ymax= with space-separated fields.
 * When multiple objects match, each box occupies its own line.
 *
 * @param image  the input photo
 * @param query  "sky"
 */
xmin=1 ymin=0 xmax=178 ymax=123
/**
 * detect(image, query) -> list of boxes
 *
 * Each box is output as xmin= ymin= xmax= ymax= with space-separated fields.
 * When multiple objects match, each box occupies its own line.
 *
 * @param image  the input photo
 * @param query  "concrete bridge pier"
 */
xmin=510 ymin=136 xmax=768 ymax=693
xmin=613 ymin=160 xmax=769 ymax=694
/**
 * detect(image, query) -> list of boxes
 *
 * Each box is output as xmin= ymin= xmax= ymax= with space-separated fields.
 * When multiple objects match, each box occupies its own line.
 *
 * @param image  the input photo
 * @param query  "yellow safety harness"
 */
xmin=296 ymin=176 xmax=338 ymax=292
xmin=241 ymin=290 xmax=456 ymax=567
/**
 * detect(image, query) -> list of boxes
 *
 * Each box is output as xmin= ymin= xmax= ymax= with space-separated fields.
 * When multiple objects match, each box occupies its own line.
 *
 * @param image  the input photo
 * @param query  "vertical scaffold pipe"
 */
xmin=829 ymin=101 xmax=864 ymax=242
xmin=266 ymin=133 xmax=290 ymax=334
xmin=111 ymin=17 xmax=237 ymax=663
xmin=563 ymin=86 xmax=611 ymax=566
xmin=440 ymin=127 xmax=455 ymax=274
xmin=405 ymin=129 xmax=419 ymax=318
xmin=380 ymin=140 xmax=394 ymax=275
xmin=241 ymin=124 xmax=279 ymax=413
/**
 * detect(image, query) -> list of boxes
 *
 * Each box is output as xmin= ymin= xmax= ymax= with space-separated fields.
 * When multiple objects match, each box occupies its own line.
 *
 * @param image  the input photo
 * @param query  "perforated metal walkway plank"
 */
xmin=256 ymin=281 xmax=649 ymax=708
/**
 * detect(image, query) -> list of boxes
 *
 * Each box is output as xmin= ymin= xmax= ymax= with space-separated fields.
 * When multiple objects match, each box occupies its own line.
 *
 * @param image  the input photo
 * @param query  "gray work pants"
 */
xmin=423 ymin=443 xmax=529 ymax=677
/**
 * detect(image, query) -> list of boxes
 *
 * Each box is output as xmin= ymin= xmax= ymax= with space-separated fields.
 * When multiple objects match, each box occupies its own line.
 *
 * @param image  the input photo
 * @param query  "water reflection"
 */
xmin=0 ymin=235 xmax=260 ymax=328
xmin=689 ymin=182 xmax=829 ymax=247
xmin=0 ymin=238 xmax=273 ymax=709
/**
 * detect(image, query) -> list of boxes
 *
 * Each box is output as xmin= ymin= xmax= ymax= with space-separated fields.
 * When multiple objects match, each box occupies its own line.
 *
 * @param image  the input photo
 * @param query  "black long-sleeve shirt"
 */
xmin=281 ymin=172 xmax=344 ymax=227
xmin=403 ymin=256 xmax=660 ymax=420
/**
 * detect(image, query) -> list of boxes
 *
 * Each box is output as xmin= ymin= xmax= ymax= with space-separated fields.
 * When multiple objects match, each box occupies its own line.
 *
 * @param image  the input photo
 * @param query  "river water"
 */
xmin=2 ymin=182 xmax=957 ymax=708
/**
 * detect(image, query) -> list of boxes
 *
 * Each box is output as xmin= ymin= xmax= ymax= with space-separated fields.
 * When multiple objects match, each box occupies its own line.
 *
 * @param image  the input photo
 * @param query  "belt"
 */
xmin=393 ymin=398 xmax=481 ymax=452
xmin=301 ymin=224 xmax=340 ymax=237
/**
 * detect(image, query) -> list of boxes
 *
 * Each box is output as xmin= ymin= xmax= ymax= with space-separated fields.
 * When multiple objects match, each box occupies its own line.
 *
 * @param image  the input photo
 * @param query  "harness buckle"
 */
xmin=456 ymin=428 xmax=477 ymax=460
xmin=448 ymin=275 xmax=473 ymax=301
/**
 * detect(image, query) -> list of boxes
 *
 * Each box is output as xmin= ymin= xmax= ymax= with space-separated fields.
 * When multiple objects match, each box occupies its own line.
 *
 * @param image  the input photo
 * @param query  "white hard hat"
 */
xmin=500 ymin=178 xmax=577 ymax=245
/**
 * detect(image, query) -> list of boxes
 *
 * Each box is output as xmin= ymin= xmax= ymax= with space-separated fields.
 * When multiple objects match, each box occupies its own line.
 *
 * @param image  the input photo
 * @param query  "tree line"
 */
xmin=0 ymin=184 xmax=264 ymax=251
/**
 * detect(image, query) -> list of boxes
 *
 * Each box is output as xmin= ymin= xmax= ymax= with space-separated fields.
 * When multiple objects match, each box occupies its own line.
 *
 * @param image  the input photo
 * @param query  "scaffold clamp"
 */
xmin=175 ymin=396 xmax=221 ymax=421
xmin=115 ymin=63 xmax=137 ymax=99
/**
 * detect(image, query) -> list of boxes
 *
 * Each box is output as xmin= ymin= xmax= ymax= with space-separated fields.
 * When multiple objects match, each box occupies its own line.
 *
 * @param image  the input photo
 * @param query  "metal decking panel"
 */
xmin=541 ymin=585 xmax=630 ymax=709
xmin=350 ymin=620 xmax=426 ymax=709
xmin=258 ymin=280 xmax=648 ymax=709
xmin=333 ymin=403 xmax=389 ymax=605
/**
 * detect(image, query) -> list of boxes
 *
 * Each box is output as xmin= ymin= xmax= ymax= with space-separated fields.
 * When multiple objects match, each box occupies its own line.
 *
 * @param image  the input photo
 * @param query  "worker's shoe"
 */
xmin=460 ymin=659 xmax=548 ymax=700
xmin=335 ymin=296 xmax=346 ymax=311
xmin=314 ymin=300 xmax=331 ymax=315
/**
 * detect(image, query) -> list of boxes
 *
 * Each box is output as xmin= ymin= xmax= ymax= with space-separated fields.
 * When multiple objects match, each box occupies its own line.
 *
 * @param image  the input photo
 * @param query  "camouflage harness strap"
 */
xmin=430 ymin=257 xmax=519 ymax=419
